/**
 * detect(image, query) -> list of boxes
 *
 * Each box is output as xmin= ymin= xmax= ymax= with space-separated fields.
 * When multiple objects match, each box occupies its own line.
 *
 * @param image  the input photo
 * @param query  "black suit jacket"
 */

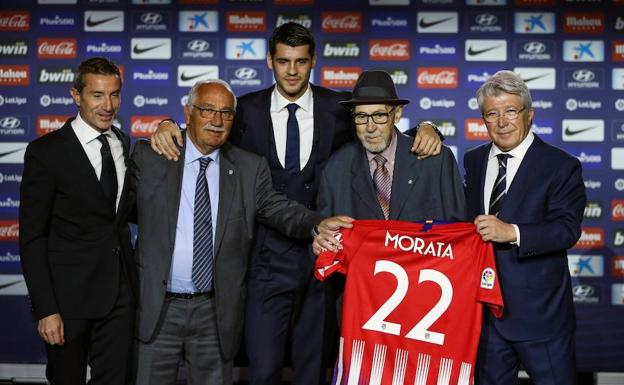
xmin=19 ymin=119 xmax=136 ymax=321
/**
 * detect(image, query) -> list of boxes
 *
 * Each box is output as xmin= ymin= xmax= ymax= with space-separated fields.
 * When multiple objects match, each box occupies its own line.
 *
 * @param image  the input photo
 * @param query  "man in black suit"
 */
xmin=19 ymin=57 xmax=136 ymax=384
xmin=150 ymin=23 xmax=441 ymax=385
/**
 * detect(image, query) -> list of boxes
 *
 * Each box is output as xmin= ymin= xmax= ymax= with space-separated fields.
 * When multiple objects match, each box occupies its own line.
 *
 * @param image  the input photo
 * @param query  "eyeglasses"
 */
xmin=352 ymin=107 xmax=396 ymax=125
xmin=192 ymin=105 xmax=235 ymax=121
xmin=482 ymin=107 xmax=526 ymax=123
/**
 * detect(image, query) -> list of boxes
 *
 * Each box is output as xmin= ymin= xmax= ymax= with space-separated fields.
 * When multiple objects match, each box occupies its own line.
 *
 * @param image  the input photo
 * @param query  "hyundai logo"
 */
xmin=0 ymin=117 xmax=21 ymax=129
xmin=140 ymin=12 xmax=163 ymax=25
xmin=523 ymin=41 xmax=546 ymax=54
xmin=187 ymin=40 xmax=210 ymax=52
xmin=235 ymin=67 xmax=258 ymax=80
xmin=572 ymin=69 xmax=595 ymax=83
xmin=572 ymin=285 xmax=595 ymax=297
xmin=475 ymin=14 xmax=497 ymax=26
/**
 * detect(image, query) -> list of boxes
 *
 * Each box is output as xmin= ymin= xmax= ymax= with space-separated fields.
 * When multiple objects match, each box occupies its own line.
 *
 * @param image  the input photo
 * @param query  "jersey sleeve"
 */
xmin=314 ymin=227 xmax=352 ymax=281
xmin=476 ymin=240 xmax=504 ymax=318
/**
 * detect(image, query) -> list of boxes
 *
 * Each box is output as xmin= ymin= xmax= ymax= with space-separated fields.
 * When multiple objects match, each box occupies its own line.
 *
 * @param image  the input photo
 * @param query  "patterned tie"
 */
xmin=285 ymin=103 xmax=300 ymax=175
xmin=373 ymin=154 xmax=391 ymax=219
xmin=489 ymin=153 xmax=511 ymax=216
xmin=192 ymin=157 xmax=214 ymax=292
xmin=96 ymin=134 xmax=118 ymax=211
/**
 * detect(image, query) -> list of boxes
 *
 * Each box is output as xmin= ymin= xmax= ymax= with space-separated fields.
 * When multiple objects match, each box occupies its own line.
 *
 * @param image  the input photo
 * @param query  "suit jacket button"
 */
xmin=112 ymin=248 xmax=120 ymax=255
xmin=304 ymin=183 xmax=312 ymax=190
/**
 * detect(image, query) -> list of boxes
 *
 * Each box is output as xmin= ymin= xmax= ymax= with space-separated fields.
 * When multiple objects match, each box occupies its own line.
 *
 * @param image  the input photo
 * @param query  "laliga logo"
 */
xmin=134 ymin=95 xmax=145 ymax=108
xmin=419 ymin=97 xmax=432 ymax=110
xmin=615 ymin=99 xmax=624 ymax=112
xmin=468 ymin=97 xmax=479 ymax=110
xmin=235 ymin=67 xmax=257 ymax=80
xmin=40 ymin=94 xmax=51 ymax=107
xmin=0 ymin=116 xmax=20 ymax=129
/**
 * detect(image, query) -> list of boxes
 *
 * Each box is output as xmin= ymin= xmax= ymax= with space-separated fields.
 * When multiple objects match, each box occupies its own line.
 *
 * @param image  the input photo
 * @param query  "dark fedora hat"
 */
xmin=340 ymin=70 xmax=410 ymax=106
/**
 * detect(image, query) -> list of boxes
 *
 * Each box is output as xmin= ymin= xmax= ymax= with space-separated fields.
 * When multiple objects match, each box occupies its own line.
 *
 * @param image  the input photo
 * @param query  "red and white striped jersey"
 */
xmin=316 ymin=220 xmax=503 ymax=385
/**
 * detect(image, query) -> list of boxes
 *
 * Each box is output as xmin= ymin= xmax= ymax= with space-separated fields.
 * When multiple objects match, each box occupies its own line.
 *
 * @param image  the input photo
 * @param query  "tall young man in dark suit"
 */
xmin=150 ymin=23 xmax=441 ymax=385
xmin=19 ymin=57 xmax=136 ymax=384
xmin=131 ymin=79 xmax=346 ymax=385
xmin=464 ymin=71 xmax=586 ymax=385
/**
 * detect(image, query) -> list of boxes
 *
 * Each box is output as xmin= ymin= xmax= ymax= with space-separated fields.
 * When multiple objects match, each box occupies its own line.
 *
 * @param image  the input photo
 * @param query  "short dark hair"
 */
xmin=72 ymin=57 xmax=122 ymax=93
xmin=268 ymin=22 xmax=315 ymax=57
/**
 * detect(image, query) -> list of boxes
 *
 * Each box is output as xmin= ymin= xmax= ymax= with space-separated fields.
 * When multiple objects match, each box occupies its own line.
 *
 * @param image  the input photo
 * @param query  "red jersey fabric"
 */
xmin=316 ymin=220 xmax=503 ymax=385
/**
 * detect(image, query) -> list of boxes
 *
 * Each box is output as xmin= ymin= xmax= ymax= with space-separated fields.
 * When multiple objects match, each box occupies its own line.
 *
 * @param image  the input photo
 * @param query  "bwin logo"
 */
xmin=524 ymin=41 xmax=545 ymax=54
xmin=141 ymin=13 xmax=163 ymax=25
xmin=475 ymin=14 xmax=497 ymax=26
xmin=572 ymin=69 xmax=595 ymax=83
xmin=235 ymin=67 xmax=258 ymax=80
xmin=0 ymin=117 xmax=20 ymax=130
xmin=187 ymin=40 xmax=210 ymax=52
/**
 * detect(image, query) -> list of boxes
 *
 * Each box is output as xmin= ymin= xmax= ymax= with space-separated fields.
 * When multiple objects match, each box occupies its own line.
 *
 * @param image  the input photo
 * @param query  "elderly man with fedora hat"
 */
xmin=312 ymin=70 xmax=466 ymax=249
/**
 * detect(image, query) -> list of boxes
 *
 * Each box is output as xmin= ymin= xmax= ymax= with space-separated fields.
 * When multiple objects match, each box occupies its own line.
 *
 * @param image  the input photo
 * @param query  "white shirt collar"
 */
xmin=270 ymin=83 xmax=313 ymax=113
xmin=489 ymin=131 xmax=535 ymax=161
xmin=184 ymin=134 xmax=220 ymax=166
xmin=72 ymin=113 xmax=114 ymax=145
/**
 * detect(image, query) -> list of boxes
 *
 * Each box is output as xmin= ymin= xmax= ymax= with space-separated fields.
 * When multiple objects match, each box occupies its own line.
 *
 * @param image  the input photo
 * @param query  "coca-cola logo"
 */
xmin=369 ymin=40 xmax=409 ymax=61
xmin=613 ymin=200 xmax=624 ymax=221
xmin=0 ymin=221 xmax=19 ymax=241
xmin=37 ymin=38 xmax=77 ymax=59
xmin=417 ymin=67 xmax=458 ymax=89
xmin=321 ymin=13 xmax=361 ymax=33
xmin=0 ymin=12 xmax=30 ymax=31
xmin=130 ymin=116 xmax=169 ymax=137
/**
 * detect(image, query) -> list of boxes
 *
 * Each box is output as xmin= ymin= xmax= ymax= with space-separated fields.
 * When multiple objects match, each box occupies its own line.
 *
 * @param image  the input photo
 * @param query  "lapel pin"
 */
xmin=408 ymin=179 xmax=413 ymax=184
xmin=229 ymin=169 xmax=233 ymax=175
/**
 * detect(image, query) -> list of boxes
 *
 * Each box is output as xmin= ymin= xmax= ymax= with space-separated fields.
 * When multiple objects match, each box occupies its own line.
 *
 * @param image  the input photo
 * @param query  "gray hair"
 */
xmin=187 ymin=79 xmax=237 ymax=111
xmin=476 ymin=70 xmax=532 ymax=114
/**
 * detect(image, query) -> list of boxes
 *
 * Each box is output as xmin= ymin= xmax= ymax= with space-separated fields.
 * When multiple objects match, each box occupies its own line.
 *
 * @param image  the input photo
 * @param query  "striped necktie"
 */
xmin=489 ymin=153 xmax=511 ymax=216
xmin=192 ymin=157 xmax=214 ymax=292
xmin=373 ymin=154 xmax=391 ymax=219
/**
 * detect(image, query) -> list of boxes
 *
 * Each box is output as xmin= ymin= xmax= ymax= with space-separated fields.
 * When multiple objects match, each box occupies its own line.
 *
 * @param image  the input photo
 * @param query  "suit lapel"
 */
xmin=389 ymin=132 xmax=420 ymax=220
xmin=499 ymin=136 xmax=541 ymax=221
xmin=213 ymin=143 xmax=236 ymax=256
xmin=472 ymin=143 xmax=492 ymax=216
xmin=167 ymin=134 xmax=186 ymax=248
xmin=311 ymin=85 xmax=336 ymax=164
xmin=351 ymin=144 xmax=386 ymax=219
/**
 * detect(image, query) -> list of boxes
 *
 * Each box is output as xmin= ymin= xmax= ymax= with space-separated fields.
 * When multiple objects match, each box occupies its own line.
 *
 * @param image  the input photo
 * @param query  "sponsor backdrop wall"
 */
xmin=0 ymin=0 xmax=623 ymax=375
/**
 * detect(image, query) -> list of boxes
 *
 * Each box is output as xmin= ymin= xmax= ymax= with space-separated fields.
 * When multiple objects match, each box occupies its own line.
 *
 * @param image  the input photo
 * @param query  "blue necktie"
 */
xmin=489 ymin=153 xmax=511 ymax=216
xmin=285 ymin=103 xmax=300 ymax=175
xmin=192 ymin=157 xmax=213 ymax=292
xmin=96 ymin=134 xmax=118 ymax=211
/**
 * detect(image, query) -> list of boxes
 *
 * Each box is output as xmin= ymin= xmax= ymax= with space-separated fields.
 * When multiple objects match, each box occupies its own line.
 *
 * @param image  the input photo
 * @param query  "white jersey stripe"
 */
xmin=436 ymin=358 xmax=453 ymax=385
xmin=414 ymin=353 xmax=431 ymax=385
xmin=334 ymin=337 xmax=344 ymax=385
xmin=457 ymin=362 xmax=471 ymax=385
xmin=369 ymin=344 xmax=387 ymax=385
xmin=347 ymin=339 xmax=365 ymax=385
xmin=391 ymin=348 xmax=409 ymax=385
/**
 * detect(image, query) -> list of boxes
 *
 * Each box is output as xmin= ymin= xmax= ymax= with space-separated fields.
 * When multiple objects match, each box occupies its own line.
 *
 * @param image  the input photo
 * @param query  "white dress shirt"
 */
xmin=71 ymin=113 xmax=126 ymax=211
xmin=483 ymin=131 xmax=535 ymax=246
xmin=270 ymin=84 xmax=314 ymax=170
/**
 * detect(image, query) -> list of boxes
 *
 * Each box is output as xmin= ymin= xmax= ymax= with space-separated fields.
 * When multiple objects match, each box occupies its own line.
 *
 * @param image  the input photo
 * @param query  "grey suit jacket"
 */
xmin=129 ymin=135 xmax=322 ymax=360
xmin=317 ymin=130 xmax=466 ymax=222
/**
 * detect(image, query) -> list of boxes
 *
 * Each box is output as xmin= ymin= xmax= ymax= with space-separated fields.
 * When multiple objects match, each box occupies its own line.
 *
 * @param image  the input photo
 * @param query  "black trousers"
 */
xmin=45 ymin=275 xmax=135 ymax=385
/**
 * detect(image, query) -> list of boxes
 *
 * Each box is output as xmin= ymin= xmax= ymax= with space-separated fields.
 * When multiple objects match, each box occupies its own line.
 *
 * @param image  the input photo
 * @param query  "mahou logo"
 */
xmin=369 ymin=40 xmax=409 ymax=61
xmin=464 ymin=118 xmax=489 ymax=140
xmin=0 ymin=11 xmax=30 ymax=32
xmin=37 ymin=38 xmax=77 ymax=59
xmin=417 ymin=67 xmax=458 ymax=89
xmin=131 ymin=116 xmax=170 ymax=137
xmin=321 ymin=12 xmax=361 ymax=33
xmin=0 ymin=220 xmax=19 ymax=241
xmin=575 ymin=227 xmax=604 ymax=249
xmin=226 ymin=11 xmax=266 ymax=32
xmin=612 ymin=200 xmax=624 ymax=221
xmin=0 ymin=65 xmax=29 ymax=86
xmin=613 ymin=41 xmax=624 ymax=62
xmin=37 ymin=115 xmax=70 ymax=136
xmin=320 ymin=66 xmax=361 ymax=89
xmin=563 ymin=13 xmax=604 ymax=34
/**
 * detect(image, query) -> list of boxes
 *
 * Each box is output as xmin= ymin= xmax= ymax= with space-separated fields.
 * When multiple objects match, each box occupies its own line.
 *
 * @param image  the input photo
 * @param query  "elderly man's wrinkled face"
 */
xmin=481 ymin=93 xmax=534 ymax=152
xmin=353 ymin=104 xmax=402 ymax=153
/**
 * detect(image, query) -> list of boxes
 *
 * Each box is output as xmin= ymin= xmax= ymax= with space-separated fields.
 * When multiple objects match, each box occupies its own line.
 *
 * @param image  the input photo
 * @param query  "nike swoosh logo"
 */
xmin=85 ymin=15 xmax=119 ymax=28
xmin=467 ymin=45 xmax=502 ymax=56
xmin=0 ymin=280 xmax=22 ymax=291
xmin=180 ymin=71 xmax=212 ymax=82
xmin=521 ymin=73 xmax=550 ymax=83
xmin=133 ymin=43 xmax=167 ymax=55
xmin=0 ymin=148 xmax=23 ymax=159
xmin=564 ymin=125 xmax=599 ymax=136
xmin=419 ymin=16 xmax=455 ymax=29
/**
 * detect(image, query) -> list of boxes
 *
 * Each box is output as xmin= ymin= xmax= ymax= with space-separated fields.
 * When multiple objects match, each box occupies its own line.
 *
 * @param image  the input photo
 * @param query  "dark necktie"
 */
xmin=285 ymin=103 xmax=300 ymax=175
xmin=489 ymin=153 xmax=511 ymax=216
xmin=192 ymin=157 xmax=214 ymax=292
xmin=373 ymin=154 xmax=391 ymax=219
xmin=96 ymin=134 xmax=118 ymax=210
